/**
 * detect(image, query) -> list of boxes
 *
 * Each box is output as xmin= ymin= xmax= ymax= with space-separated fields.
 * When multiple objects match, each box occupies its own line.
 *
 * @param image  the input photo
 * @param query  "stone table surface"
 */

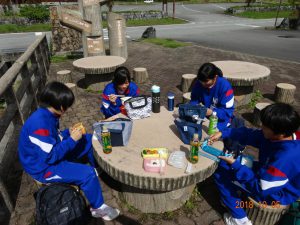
xmin=92 ymin=107 xmax=223 ymax=192
xmin=73 ymin=55 xmax=126 ymax=74
xmin=212 ymin=60 xmax=271 ymax=86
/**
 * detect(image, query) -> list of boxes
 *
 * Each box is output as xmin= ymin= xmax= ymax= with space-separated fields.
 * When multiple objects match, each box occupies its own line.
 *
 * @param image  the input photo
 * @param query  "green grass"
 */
xmin=0 ymin=23 xmax=51 ymax=33
xmin=248 ymin=90 xmax=263 ymax=109
xmin=50 ymin=55 xmax=69 ymax=63
xmin=50 ymin=53 xmax=83 ymax=63
xmin=0 ymin=17 xmax=185 ymax=33
xmin=236 ymin=10 xmax=293 ymax=19
xmin=127 ymin=17 xmax=186 ymax=26
xmin=142 ymin=38 xmax=191 ymax=48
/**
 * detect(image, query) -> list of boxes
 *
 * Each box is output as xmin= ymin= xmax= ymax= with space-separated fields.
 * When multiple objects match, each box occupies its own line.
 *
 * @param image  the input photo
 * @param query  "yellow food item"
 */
xmin=72 ymin=122 xmax=86 ymax=134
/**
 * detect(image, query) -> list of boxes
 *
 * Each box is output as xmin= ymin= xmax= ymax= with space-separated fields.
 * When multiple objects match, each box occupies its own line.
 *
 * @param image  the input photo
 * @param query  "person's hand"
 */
xmin=109 ymin=94 xmax=117 ymax=104
xmin=219 ymin=155 xmax=236 ymax=165
xmin=70 ymin=127 xmax=82 ymax=141
xmin=209 ymin=131 xmax=222 ymax=143
xmin=206 ymin=108 xmax=213 ymax=116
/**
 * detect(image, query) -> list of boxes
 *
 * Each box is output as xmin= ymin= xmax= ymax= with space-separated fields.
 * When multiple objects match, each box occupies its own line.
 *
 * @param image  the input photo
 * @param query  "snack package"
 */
xmin=141 ymin=148 xmax=168 ymax=159
xmin=72 ymin=122 xmax=86 ymax=134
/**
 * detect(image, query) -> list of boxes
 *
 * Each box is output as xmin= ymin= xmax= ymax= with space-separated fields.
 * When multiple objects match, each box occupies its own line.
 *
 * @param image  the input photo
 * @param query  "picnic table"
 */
xmin=73 ymin=56 xmax=126 ymax=91
xmin=92 ymin=107 xmax=223 ymax=213
xmin=212 ymin=61 xmax=270 ymax=106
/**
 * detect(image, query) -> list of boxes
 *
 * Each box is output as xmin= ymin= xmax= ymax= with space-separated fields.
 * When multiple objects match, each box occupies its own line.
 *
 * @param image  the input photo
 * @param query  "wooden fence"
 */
xmin=0 ymin=34 xmax=50 ymax=214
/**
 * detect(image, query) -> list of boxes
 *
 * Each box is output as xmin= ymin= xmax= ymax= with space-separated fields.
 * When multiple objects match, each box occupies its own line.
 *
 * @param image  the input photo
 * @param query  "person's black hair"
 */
xmin=113 ymin=66 xmax=131 ymax=86
xmin=39 ymin=81 xmax=74 ymax=111
xmin=260 ymin=103 xmax=300 ymax=137
xmin=197 ymin=63 xmax=223 ymax=82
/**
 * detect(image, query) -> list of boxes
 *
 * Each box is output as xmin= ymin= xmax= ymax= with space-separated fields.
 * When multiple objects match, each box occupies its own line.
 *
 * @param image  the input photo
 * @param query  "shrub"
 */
xmin=20 ymin=5 xmax=49 ymax=22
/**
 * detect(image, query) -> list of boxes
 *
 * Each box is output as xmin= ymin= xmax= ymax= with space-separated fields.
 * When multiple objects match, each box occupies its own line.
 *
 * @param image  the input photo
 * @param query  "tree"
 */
xmin=289 ymin=0 xmax=300 ymax=29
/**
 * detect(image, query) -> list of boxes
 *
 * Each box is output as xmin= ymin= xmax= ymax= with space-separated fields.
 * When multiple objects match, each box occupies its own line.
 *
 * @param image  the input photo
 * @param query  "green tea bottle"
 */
xmin=208 ymin=111 xmax=218 ymax=135
xmin=101 ymin=126 xmax=112 ymax=154
xmin=190 ymin=133 xmax=200 ymax=164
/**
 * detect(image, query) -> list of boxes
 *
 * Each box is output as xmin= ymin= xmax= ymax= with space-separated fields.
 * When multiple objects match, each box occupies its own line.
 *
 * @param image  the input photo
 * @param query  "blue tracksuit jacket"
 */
xmin=190 ymin=77 xmax=234 ymax=131
xmin=101 ymin=82 xmax=139 ymax=118
xmin=215 ymin=127 xmax=300 ymax=218
xmin=18 ymin=107 xmax=104 ymax=208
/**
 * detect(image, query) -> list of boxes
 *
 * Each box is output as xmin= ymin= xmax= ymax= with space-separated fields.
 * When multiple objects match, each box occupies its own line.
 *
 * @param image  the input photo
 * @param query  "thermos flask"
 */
xmin=167 ymin=92 xmax=175 ymax=111
xmin=151 ymin=85 xmax=160 ymax=113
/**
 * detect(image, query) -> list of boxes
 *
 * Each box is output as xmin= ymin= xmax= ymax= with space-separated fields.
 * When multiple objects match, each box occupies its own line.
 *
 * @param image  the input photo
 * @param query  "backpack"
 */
xmin=279 ymin=200 xmax=300 ymax=225
xmin=142 ymin=27 xmax=156 ymax=38
xmin=35 ymin=183 xmax=88 ymax=225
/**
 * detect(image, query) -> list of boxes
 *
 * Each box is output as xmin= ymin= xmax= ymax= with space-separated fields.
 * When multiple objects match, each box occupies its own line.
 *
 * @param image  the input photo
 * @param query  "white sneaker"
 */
xmin=223 ymin=213 xmax=252 ymax=225
xmin=90 ymin=204 xmax=120 ymax=221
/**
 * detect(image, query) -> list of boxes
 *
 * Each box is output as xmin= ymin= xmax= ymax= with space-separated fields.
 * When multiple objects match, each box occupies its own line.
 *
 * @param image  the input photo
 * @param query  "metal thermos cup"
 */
xmin=151 ymin=85 xmax=160 ymax=113
xmin=167 ymin=92 xmax=175 ymax=111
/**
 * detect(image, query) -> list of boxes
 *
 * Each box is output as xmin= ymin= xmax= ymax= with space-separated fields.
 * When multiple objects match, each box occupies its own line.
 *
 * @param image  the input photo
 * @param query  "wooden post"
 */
xmin=84 ymin=0 xmax=106 ymax=56
xmin=65 ymin=83 xmax=78 ymax=100
xmin=0 ymin=179 xmax=13 ymax=213
xmin=253 ymin=102 xmax=271 ymax=127
xmin=107 ymin=12 xmax=127 ymax=59
xmin=133 ymin=67 xmax=148 ymax=84
xmin=58 ymin=0 xmax=107 ymax=57
xmin=181 ymin=74 xmax=197 ymax=93
xmin=56 ymin=70 xmax=73 ymax=83
xmin=274 ymin=83 xmax=296 ymax=104
xmin=182 ymin=92 xmax=191 ymax=103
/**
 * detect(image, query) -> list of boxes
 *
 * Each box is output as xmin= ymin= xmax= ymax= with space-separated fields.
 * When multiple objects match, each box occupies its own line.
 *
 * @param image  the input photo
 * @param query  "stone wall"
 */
xmin=226 ymin=5 xmax=295 ymax=14
xmin=50 ymin=6 xmax=82 ymax=53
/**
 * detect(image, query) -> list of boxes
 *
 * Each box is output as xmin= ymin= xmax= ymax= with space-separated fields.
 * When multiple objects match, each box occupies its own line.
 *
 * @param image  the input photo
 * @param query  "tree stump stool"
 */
xmin=246 ymin=197 xmax=288 ymax=225
xmin=65 ymin=83 xmax=78 ymax=100
xmin=253 ymin=102 xmax=271 ymax=127
xmin=181 ymin=74 xmax=197 ymax=93
xmin=133 ymin=67 xmax=148 ymax=84
xmin=57 ymin=70 xmax=73 ymax=83
xmin=274 ymin=83 xmax=296 ymax=104
xmin=183 ymin=92 xmax=191 ymax=103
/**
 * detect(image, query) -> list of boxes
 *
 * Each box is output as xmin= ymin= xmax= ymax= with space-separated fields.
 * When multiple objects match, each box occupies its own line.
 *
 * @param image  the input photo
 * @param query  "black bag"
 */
xmin=35 ymin=183 xmax=88 ymax=225
xmin=142 ymin=27 xmax=156 ymax=38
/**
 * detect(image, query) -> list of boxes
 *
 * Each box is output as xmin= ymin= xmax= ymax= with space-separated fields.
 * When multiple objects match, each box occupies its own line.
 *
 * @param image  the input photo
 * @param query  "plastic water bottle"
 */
xmin=101 ymin=126 xmax=112 ymax=154
xmin=190 ymin=133 xmax=200 ymax=164
xmin=167 ymin=92 xmax=175 ymax=111
xmin=208 ymin=111 xmax=218 ymax=135
xmin=151 ymin=85 xmax=160 ymax=113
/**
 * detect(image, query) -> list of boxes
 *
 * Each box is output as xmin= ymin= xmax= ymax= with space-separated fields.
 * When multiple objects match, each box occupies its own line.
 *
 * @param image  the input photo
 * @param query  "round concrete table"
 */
xmin=212 ymin=61 xmax=270 ymax=106
xmin=73 ymin=56 xmax=126 ymax=91
xmin=92 ymin=107 xmax=223 ymax=213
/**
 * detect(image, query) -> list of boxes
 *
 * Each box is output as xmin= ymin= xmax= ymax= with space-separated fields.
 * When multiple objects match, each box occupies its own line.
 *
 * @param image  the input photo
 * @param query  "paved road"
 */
xmin=118 ymin=3 xmax=300 ymax=62
xmin=0 ymin=3 xmax=299 ymax=62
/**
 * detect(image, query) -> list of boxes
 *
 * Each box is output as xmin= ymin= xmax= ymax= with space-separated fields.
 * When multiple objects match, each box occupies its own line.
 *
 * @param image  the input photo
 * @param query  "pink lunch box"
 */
xmin=143 ymin=158 xmax=166 ymax=173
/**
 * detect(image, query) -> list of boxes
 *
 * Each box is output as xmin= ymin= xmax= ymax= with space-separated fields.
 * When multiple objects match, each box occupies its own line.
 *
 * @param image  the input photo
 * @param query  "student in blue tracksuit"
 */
xmin=210 ymin=103 xmax=300 ymax=225
xmin=190 ymin=62 xmax=235 ymax=132
xmin=101 ymin=66 xmax=140 ymax=118
xmin=18 ymin=82 xmax=120 ymax=221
